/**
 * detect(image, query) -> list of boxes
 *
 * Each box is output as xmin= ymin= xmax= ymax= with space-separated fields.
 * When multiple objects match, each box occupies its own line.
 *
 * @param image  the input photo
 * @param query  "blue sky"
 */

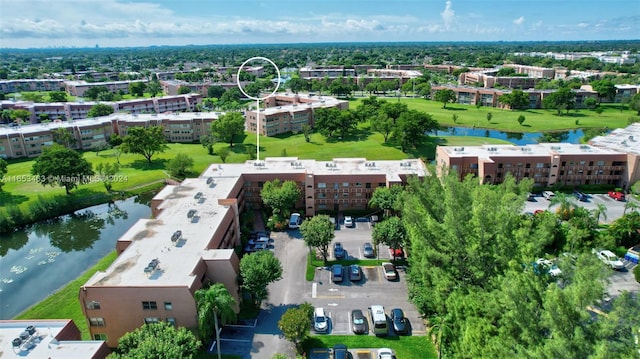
xmin=1 ymin=0 xmax=638 ymax=48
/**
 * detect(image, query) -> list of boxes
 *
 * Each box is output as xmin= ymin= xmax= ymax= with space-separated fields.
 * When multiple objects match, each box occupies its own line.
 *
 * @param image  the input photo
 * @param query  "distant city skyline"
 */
xmin=1 ymin=0 xmax=639 ymax=49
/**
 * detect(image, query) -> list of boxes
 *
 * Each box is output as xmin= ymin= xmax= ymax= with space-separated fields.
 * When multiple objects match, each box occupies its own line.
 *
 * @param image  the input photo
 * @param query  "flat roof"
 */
xmin=440 ymin=143 xmax=624 ymax=158
xmin=0 ymin=320 xmax=105 ymax=358
xmin=0 ymin=117 xmax=113 ymax=136
xmin=85 ymin=176 xmax=238 ymax=287
xmin=590 ymin=123 xmax=640 ymax=155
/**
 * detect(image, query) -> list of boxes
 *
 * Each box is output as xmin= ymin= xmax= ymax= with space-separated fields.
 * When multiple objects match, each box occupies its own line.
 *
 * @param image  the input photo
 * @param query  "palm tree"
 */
xmin=428 ymin=314 xmax=452 ymax=359
xmin=591 ymin=203 xmax=608 ymax=224
xmin=548 ymin=192 xmax=578 ymax=220
xmin=195 ymin=283 xmax=237 ymax=359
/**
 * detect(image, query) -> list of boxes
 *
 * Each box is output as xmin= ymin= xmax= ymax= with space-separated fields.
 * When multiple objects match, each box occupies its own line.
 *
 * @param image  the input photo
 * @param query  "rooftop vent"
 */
xmin=144 ymin=258 xmax=160 ymax=274
xmin=399 ymin=161 xmax=412 ymax=167
xmin=194 ymin=192 xmax=203 ymax=200
xmin=453 ymin=147 xmax=464 ymax=152
xmin=365 ymin=162 xmax=376 ymax=167
xmin=187 ymin=209 xmax=197 ymax=218
xmin=550 ymin=146 xmax=561 ymax=150
xmin=206 ymin=177 xmax=214 ymax=185
xmin=171 ymin=230 xmax=182 ymax=243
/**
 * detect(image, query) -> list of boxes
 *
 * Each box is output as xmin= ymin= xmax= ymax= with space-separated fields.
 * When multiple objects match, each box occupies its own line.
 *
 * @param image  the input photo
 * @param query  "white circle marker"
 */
xmin=236 ymin=57 xmax=281 ymax=162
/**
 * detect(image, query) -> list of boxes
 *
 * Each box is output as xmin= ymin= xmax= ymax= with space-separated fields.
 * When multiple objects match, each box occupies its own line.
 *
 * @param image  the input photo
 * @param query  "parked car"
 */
xmin=344 ymin=216 xmax=354 ymax=228
xmin=248 ymin=236 xmax=269 ymax=246
xmin=314 ymin=307 xmax=329 ymax=333
xmin=288 ymin=213 xmax=302 ymax=229
xmin=573 ymin=190 xmax=588 ymax=202
xmin=370 ymin=215 xmax=379 ymax=225
xmin=543 ymin=191 xmax=555 ymax=200
xmin=349 ymin=264 xmax=362 ymax=282
xmin=391 ymin=308 xmax=409 ymax=335
xmin=331 ymin=264 xmax=344 ymax=283
xmin=377 ymin=348 xmax=394 ymax=359
xmin=363 ymin=242 xmax=375 ymax=258
xmin=350 ymin=309 xmax=368 ymax=334
xmin=389 ymin=247 xmax=405 ymax=259
xmin=332 ymin=344 xmax=353 ymax=359
xmin=382 ymin=262 xmax=397 ymax=280
xmin=535 ymin=258 xmax=562 ymax=277
xmin=526 ymin=192 xmax=536 ymax=202
xmin=608 ymin=191 xmax=626 ymax=201
xmin=334 ymin=242 xmax=345 ymax=259
xmin=593 ymin=249 xmax=625 ymax=270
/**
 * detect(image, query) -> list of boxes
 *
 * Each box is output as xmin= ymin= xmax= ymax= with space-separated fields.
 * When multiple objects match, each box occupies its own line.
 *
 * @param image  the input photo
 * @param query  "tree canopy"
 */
xmin=121 ymin=126 xmax=169 ymax=163
xmin=240 ymin=250 xmax=283 ymax=305
xmin=87 ymin=103 xmax=115 ymax=117
xmin=109 ymin=322 xmax=201 ymax=359
xmin=498 ymin=89 xmax=530 ymax=110
xmin=209 ymin=112 xmax=245 ymax=146
xmin=0 ymin=158 xmax=7 ymax=192
xmin=31 ymin=144 xmax=94 ymax=194
xmin=299 ymin=214 xmax=335 ymax=263
xmin=434 ymin=89 xmax=457 ymax=109
xmin=260 ymin=179 xmax=302 ymax=218
xmin=194 ymin=283 xmax=236 ymax=359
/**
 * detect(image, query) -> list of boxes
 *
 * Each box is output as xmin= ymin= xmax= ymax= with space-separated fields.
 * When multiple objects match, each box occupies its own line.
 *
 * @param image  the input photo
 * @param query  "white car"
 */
xmin=377 ymin=348 xmax=394 ymax=359
xmin=313 ymin=307 xmax=329 ymax=333
xmin=536 ymin=258 xmax=562 ymax=277
xmin=344 ymin=216 xmax=354 ymax=228
xmin=594 ymin=249 xmax=625 ymax=270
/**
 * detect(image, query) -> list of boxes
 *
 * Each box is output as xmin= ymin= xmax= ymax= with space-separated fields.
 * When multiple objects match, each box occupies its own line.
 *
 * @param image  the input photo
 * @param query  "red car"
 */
xmin=608 ymin=191 xmax=626 ymax=201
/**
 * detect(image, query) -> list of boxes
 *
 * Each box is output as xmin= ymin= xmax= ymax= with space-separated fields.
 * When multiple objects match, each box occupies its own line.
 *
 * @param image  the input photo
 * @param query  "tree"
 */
xmin=629 ymin=93 xmax=640 ymax=115
xmin=369 ymin=185 xmax=404 ymax=216
xmin=147 ymin=81 xmax=163 ymax=97
xmin=313 ymin=107 xmax=342 ymax=138
xmin=543 ymin=87 xmax=576 ymax=115
xmin=287 ymin=77 xmax=310 ymax=94
xmin=195 ymin=283 xmax=236 ymax=359
xmin=434 ymin=89 xmax=456 ymax=109
xmin=210 ymin=112 xmax=245 ymax=147
xmin=370 ymin=112 xmax=394 ymax=143
xmin=168 ymin=153 xmax=194 ymax=178
xmin=498 ymin=90 xmax=530 ymax=110
xmin=548 ymin=192 xmax=578 ymax=220
xmin=486 ymin=112 xmax=493 ymax=123
xmin=301 ymin=124 xmax=312 ymax=143
xmin=0 ymin=158 xmax=7 ymax=192
xmin=591 ymin=79 xmax=616 ymax=103
xmin=52 ymin=127 xmax=76 ymax=148
xmin=200 ymin=134 xmax=215 ymax=155
xmin=83 ymin=86 xmax=109 ymax=100
xmin=109 ymin=322 xmax=200 ymax=359
xmin=178 ymin=86 xmax=191 ymax=94
xmin=207 ymin=85 xmax=226 ymax=99
xmin=218 ymin=146 xmax=230 ymax=163
xmin=121 ymin=126 xmax=169 ymax=163
xmin=87 ymin=103 xmax=114 ymax=117
xmin=584 ymin=97 xmax=598 ymax=110
xmin=260 ymin=179 xmax=301 ymax=218
xmin=452 ymin=114 xmax=459 ymax=123
xmin=380 ymin=102 xmax=408 ymax=123
xmin=299 ymin=214 xmax=335 ymax=264
xmin=31 ymin=144 xmax=94 ymax=194
xmin=128 ymin=81 xmax=146 ymax=97
xmin=393 ymin=109 xmax=438 ymax=151
xmin=240 ymin=250 xmax=283 ymax=305
xmin=517 ymin=115 xmax=526 ymax=125
xmin=95 ymin=162 xmax=119 ymax=192
xmin=278 ymin=306 xmax=312 ymax=352
xmin=10 ymin=109 xmax=31 ymax=123
xmin=48 ymin=91 xmax=68 ymax=102
xmin=372 ymin=216 xmax=407 ymax=260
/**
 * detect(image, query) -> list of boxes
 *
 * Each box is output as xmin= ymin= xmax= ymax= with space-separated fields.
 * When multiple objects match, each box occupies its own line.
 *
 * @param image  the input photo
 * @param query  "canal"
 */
xmin=0 ymin=194 xmax=153 ymax=319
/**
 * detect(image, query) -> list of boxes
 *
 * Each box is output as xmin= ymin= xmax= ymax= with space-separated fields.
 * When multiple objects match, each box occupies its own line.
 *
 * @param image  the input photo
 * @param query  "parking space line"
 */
xmin=312 ymin=282 xmax=317 ymax=298
xmin=316 ymin=295 xmax=345 ymax=299
xmin=220 ymin=338 xmax=252 ymax=343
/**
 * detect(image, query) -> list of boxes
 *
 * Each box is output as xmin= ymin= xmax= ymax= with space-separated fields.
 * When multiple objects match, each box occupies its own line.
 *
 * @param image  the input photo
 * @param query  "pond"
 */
xmin=0 ymin=194 xmax=153 ymax=319
xmin=434 ymin=127 xmax=591 ymax=145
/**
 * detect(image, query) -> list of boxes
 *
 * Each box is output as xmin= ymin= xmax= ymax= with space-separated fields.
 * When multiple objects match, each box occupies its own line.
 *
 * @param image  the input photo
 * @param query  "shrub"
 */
xmin=634 ymin=264 xmax=640 ymax=283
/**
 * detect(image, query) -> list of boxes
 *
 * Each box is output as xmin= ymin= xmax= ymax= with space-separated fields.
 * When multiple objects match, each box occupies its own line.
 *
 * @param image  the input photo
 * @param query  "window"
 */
xmin=498 ymin=164 xmax=503 ymax=169
xmin=525 ymin=163 xmax=531 ymax=169
xmin=342 ymin=193 xmax=349 ymax=197
xmin=589 ymin=161 xmax=594 ymax=166
xmin=561 ymin=162 xmax=566 ymax=166
xmin=144 ymin=317 xmax=160 ymax=324
xmin=86 ymin=301 xmax=101 ymax=310
xmin=579 ymin=160 xmax=586 ymax=165
xmin=365 ymin=183 xmax=371 ymax=188
xmin=317 ymin=183 xmax=326 ymax=188
xmin=93 ymin=334 xmax=107 ymax=341
xmin=164 ymin=302 xmax=173 ymax=310
xmin=89 ymin=318 xmax=105 ymax=327
xmin=597 ymin=161 xmax=605 ymax=166
xmin=355 ymin=182 xmax=362 ymax=187
xmin=343 ymin=182 xmax=349 ymax=187
xmin=142 ymin=301 xmax=157 ymax=310
xmin=166 ymin=318 xmax=176 ymax=326
xmin=470 ymin=164 xmax=478 ymax=169
xmin=536 ymin=163 xmax=544 ymax=168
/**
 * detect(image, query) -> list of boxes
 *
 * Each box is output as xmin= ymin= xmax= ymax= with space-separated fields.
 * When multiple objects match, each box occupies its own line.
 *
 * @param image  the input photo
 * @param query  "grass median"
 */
xmin=302 ymin=335 xmax=437 ymax=359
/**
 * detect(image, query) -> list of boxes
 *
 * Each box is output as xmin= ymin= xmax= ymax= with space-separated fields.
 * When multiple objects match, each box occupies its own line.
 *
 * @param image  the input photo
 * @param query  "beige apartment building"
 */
xmin=245 ymin=93 xmax=349 ymax=136
xmin=64 ymin=80 xmax=148 ymax=97
xmin=79 ymin=157 xmax=426 ymax=347
xmin=436 ymin=143 xmax=628 ymax=188
xmin=589 ymin=123 xmax=640 ymax=189
xmin=0 ymin=79 xmax=65 ymax=93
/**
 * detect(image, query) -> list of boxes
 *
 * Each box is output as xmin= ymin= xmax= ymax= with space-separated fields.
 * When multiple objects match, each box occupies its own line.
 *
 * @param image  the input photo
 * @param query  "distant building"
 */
xmin=0 ymin=319 xmax=110 ymax=358
xmin=64 ymin=80 xmax=148 ymax=97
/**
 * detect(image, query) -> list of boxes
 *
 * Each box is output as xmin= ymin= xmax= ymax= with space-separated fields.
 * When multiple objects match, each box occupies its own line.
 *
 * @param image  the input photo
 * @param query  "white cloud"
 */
xmin=441 ymin=1 xmax=455 ymax=30
xmin=513 ymin=16 xmax=525 ymax=26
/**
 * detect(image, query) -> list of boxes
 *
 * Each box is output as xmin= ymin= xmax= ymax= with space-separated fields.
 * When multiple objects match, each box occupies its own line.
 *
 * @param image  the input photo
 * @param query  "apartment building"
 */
xmin=299 ymin=66 xmax=356 ymax=79
xmin=0 ymin=319 xmax=110 ymax=358
xmin=590 ymin=123 xmax=640 ymax=189
xmin=245 ymin=93 xmax=348 ymax=136
xmin=79 ymin=157 xmax=426 ymax=346
xmin=0 ymin=118 xmax=113 ymax=158
xmin=436 ymin=143 xmax=628 ymax=188
xmin=0 ymin=79 xmax=65 ymax=94
xmin=64 ymin=80 xmax=147 ymax=97
xmin=113 ymin=112 xmax=218 ymax=142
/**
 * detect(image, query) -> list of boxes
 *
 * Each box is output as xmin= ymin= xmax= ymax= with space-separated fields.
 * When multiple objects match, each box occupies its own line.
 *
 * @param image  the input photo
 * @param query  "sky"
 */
xmin=1 ymin=0 xmax=639 ymax=49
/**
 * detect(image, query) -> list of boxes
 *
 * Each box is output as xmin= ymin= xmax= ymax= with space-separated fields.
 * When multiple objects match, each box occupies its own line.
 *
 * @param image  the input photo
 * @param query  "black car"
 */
xmin=391 ymin=308 xmax=409 ymax=335
xmin=351 ymin=309 xmax=368 ymax=334
xmin=331 ymin=264 xmax=343 ymax=283
xmin=363 ymin=242 xmax=375 ymax=258
xmin=334 ymin=242 xmax=345 ymax=259
xmin=333 ymin=344 xmax=353 ymax=359
xmin=573 ymin=190 xmax=588 ymax=202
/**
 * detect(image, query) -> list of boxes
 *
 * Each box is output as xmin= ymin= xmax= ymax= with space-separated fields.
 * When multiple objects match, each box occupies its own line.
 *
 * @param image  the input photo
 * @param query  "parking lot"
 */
xmin=305 ymin=217 xmax=426 ymax=337
xmin=523 ymin=192 xmax=633 ymax=223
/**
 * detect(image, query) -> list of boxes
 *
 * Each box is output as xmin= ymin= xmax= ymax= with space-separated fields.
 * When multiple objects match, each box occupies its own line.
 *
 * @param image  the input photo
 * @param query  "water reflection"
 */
xmin=0 ymin=194 xmax=152 ymax=319
xmin=434 ymin=126 xmax=592 ymax=145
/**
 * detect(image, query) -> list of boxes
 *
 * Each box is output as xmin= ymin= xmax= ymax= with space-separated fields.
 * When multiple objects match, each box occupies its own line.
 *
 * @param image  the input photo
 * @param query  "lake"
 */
xmin=434 ymin=127 xmax=589 ymax=145
xmin=0 ymin=194 xmax=152 ymax=319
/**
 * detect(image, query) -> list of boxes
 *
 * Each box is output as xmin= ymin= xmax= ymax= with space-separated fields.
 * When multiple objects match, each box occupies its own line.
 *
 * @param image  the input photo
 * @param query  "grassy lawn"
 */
xmin=302 ymin=335 xmax=437 ymax=359
xmin=350 ymin=97 xmax=634 ymax=132
xmin=15 ymin=251 xmax=118 ymax=339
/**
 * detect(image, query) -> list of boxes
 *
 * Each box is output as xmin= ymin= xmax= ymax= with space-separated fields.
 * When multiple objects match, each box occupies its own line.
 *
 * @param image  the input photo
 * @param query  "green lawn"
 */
xmin=15 ymin=251 xmax=118 ymax=339
xmin=350 ymin=97 xmax=634 ymax=132
xmin=302 ymin=335 xmax=437 ymax=359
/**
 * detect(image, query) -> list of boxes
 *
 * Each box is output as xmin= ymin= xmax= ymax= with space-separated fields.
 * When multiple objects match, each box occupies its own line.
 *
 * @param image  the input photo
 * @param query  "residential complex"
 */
xmin=79 ymin=157 xmax=426 ymax=346
xmin=435 ymin=123 xmax=640 ymax=190
xmin=245 ymin=93 xmax=349 ymax=136
xmin=0 ymin=319 xmax=110 ymax=358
